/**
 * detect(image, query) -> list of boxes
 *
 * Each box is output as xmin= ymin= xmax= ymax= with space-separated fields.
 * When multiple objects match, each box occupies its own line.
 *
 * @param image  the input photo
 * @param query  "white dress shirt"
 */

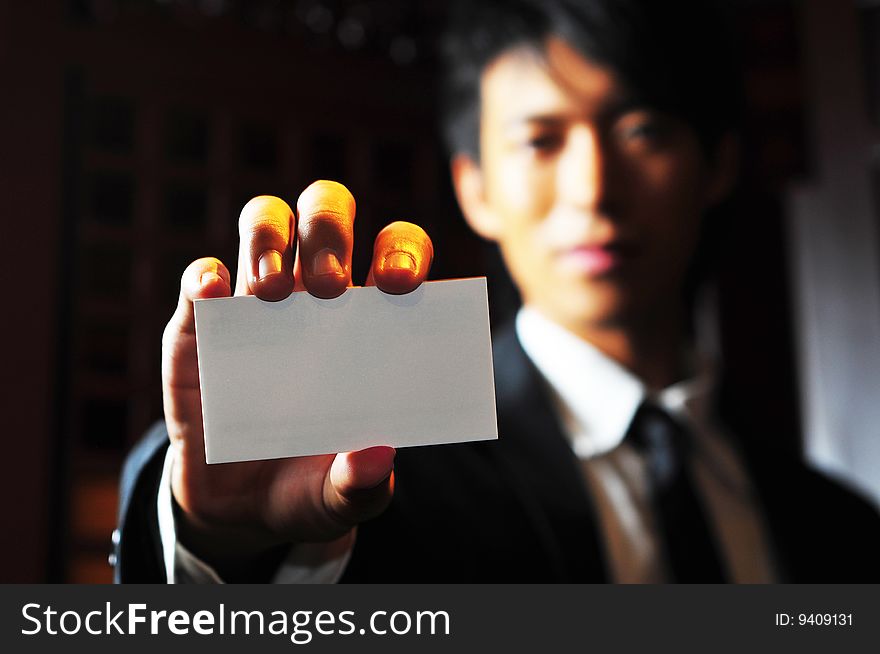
xmin=516 ymin=306 xmax=778 ymax=582
xmin=158 ymin=305 xmax=778 ymax=583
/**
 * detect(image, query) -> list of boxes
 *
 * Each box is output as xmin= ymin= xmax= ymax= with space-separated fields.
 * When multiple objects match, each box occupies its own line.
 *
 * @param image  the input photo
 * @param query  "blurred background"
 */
xmin=0 ymin=0 xmax=878 ymax=583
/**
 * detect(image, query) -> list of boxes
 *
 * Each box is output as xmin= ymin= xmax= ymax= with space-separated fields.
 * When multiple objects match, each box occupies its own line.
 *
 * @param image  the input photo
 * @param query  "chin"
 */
xmin=563 ymin=285 xmax=634 ymax=330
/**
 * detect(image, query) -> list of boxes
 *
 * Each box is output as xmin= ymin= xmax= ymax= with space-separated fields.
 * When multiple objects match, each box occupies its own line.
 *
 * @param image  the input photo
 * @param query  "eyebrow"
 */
xmin=503 ymin=97 xmax=649 ymax=130
xmin=503 ymin=114 xmax=568 ymax=130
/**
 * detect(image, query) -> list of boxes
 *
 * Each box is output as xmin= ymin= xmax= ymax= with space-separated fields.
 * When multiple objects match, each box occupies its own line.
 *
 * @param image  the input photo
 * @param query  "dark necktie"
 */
xmin=625 ymin=402 xmax=728 ymax=582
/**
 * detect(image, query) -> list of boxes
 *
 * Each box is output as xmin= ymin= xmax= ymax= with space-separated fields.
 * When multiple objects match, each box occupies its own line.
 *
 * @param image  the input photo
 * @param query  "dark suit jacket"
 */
xmin=114 ymin=325 xmax=880 ymax=582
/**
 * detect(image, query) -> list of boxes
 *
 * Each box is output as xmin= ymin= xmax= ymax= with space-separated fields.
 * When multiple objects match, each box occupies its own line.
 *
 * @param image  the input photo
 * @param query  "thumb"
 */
xmin=323 ymin=446 xmax=396 ymax=529
xmin=162 ymin=257 xmax=232 ymax=424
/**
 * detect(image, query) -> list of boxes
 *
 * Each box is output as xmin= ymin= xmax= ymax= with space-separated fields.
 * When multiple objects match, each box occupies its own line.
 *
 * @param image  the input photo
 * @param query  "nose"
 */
xmin=558 ymin=125 xmax=611 ymax=212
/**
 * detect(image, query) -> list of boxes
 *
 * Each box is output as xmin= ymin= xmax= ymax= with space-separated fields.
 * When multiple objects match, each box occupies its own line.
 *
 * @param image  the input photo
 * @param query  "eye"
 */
xmin=524 ymin=132 xmax=563 ymax=154
xmin=623 ymin=121 xmax=664 ymax=140
xmin=615 ymin=112 xmax=671 ymax=149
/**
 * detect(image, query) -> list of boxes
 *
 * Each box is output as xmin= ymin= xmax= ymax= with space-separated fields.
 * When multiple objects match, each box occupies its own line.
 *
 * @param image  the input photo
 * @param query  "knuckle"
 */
xmin=242 ymin=215 xmax=281 ymax=239
xmin=238 ymin=196 xmax=290 ymax=235
xmin=298 ymin=180 xmax=356 ymax=220
xmin=298 ymin=208 xmax=349 ymax=236
xmin=379 ymin=221 xmax=431 ymax=246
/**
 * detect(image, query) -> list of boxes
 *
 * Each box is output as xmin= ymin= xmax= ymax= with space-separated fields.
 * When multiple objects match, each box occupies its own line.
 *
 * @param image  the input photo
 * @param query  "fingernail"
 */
xmin=313 ymin=248 xmax=343 ymax=276
xmin=200 ymin=271 xmax=222 ymax=287
xmin=258 ymin=249 xmax=283 ymax=281
xmin=384 ymin=251 xmax=416 ymax=272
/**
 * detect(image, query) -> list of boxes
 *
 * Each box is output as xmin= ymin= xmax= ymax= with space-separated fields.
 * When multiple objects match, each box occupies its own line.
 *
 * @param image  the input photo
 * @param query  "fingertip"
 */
xmin=361 ymin=445 xmax=397 ymax=470
xmin=306 ymin=277 xmax=349 ymax=299
xmin=297 ymin=180 xmax=356 ymax=218
xmin=296 ymin=180 xmax=356 ymax=299
xmin=198 ymin=271 xmax=229 ymax=297
xmin=374 ymin=264 xmax=422 ymax=295
xmin=304 ymin=247 xmax=349 ymax=298
xmin=332 ymin=446 xmax=396 ymax=493
xmin=251 ymin=272 xmax=294 ymax=302
xmin=172 ymin=258 xmax=231 ymax=336
xmin=183 ymin=258 xmax=231 ymax=301
xmin=371 ymin=222 xmax=432 ymax=295
xmin=238 ymin=196 xmax=295 ymax=299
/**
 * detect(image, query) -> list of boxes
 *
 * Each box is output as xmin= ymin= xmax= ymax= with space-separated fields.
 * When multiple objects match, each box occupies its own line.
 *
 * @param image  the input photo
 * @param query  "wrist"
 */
xmin=170 ymin=492 xmax=289 ymax=582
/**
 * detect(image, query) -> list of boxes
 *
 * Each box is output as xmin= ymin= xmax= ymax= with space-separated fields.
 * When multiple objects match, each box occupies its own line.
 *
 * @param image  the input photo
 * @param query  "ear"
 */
xmin=703 ymin=132 xmax=740 ymax=208
xmin=451 ymin=153 xmax=503 ymax=241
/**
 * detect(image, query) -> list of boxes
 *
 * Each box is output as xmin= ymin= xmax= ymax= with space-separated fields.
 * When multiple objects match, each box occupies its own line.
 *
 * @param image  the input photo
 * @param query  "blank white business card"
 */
xmin=194 ymin=278 xmax=498 ymax=464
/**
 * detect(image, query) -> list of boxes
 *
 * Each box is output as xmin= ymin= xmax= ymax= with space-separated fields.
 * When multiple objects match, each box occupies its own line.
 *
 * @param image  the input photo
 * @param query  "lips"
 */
xmin=556 ymin=241 xmax=635 ymax=276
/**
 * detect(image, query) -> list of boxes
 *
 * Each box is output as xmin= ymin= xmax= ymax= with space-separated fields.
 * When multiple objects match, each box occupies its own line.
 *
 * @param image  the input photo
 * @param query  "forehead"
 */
xmin=480 ymin=36 xmax=627 ymax=124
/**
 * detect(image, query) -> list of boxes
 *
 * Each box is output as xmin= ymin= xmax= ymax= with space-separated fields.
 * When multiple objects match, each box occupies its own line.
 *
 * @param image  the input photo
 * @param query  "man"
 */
xmin=115 ymin=0 xmax=880 ymax=583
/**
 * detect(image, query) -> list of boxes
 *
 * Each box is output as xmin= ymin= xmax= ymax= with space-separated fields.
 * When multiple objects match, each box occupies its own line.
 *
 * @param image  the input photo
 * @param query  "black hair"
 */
xmin=441 ymin=0 xmax=744 ymax=160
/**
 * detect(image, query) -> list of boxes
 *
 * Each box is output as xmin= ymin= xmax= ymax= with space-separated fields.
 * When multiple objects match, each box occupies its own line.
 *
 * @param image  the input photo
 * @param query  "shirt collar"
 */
xmin=515 ymin=306 xmax=714 ymax=458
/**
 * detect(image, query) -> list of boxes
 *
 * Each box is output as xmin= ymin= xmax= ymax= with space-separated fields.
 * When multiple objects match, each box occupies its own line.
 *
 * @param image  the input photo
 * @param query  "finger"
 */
xmin=365 ymin=221 xmax=433 ymax=294
xmin=294 ymin=180 xmax=355 ymax=299
xmin=162 ymin=257 xmax=232 ymax=421
xmin=165 ymin=257 xmax=232 ymax=353
xmin=235 ymin=195 xmax=295 ymax=300
xmin=322 ymin=446 xmax=396 ymax=528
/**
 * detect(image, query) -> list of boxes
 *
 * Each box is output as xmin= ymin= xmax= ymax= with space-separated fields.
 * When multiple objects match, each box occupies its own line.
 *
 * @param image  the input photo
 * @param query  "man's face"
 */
xmin=455 ymin=37 xmax=728 ymax=335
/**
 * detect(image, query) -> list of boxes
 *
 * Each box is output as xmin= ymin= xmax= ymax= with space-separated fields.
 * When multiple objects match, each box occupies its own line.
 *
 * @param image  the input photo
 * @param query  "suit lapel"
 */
xmin=491 ymin=323 xmax=610 ymax=581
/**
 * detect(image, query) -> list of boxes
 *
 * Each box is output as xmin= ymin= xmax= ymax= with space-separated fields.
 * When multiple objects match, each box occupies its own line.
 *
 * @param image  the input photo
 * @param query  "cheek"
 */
xmin=630 ymin=154 xmax=706 ymax=248
xmin=484 ymin=160 xmax=558 ymax=289
xmin=488 ymin=155 xmax=556 ymax=220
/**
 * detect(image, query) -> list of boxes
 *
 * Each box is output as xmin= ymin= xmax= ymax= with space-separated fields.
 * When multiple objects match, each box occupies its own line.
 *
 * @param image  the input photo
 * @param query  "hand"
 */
xmin=161 ymin=180 xmax=433 ymax=579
